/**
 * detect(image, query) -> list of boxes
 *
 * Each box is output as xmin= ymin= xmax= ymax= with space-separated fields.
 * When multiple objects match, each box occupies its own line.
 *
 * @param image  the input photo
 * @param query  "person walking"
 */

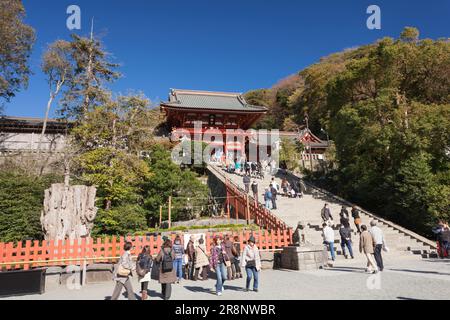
xmin=321 ymin=204 xmax=333 ymax=226
xmin=281 ymin=178 xmax=289 ymax=196
xmin=370 ymin=220 xmax=385 ymax=272
xmin=235 ymin=159 xmax=241 ymax=174
xmin=232 ymin=236 xmax=242 ymax=278
xmin=194 ymin=237 xmax=210 ymax=280
xmin=243 ymin=174 xmax=251 ymax=194
xmin=264 ymin=187 xmax=272 ymax=210
xmin=339 ymin=225 xmax=354 ymax=259
xmin=351 ymin=206 xmax=362 ymax=233
xmin=111 ymin=242 xmax=136 ymax=300
xmin=270 ymin=184 xmax=278 ymax=210
xmin=172 ymin=235 xmax=184 ymax=283
xmin=209 ymin=235 xmax=231 ymax=296
xmin=270 ymin=177 xmax=279 ymax=192
xmin=322 ymin=223 xmax=336 ymax=262
xmin=155 ymin=238 xmax=177 ymax=300
xmin=359 ymin=225 xmax=378 ymax=273
xmin=224 ymin=235 xmax=236 ymax=280
xmin=441 ymin=224 xmax=450 ymax=257
xmin=136 ymin=245 xmax=153 ymax=300
xmin=185 ymin=235 xmax=196 ymax=280
xmin=251 ymin=162 xmax=257 ymax=177
xmin=339 ymin=210 xmax=350 ymax=228
xmin=241 ymin=236 xmax=261 ymax=292
xmin=251 ymin=180 xmax=259 ymax=202
xmin=244 ymin=161 xmax=251 ymax=176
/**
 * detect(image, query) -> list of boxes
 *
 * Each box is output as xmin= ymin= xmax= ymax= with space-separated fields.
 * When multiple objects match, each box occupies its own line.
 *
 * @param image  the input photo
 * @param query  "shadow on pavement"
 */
xmin=389 ymin=268 xmax=450 ymax=276
xmin=223 ymin=285 xmax=246 ymax=292
xmin=184 ymin=286 xmax=215 ymax=295
xmin=323 ymin=266 xmax=365 ymax=273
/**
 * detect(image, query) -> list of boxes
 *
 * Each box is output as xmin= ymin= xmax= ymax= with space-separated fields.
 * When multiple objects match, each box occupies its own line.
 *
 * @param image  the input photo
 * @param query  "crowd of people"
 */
xmin=320 ymin=204 xmax=387 ymax=273
xmin=110 ymin=234 xmax=262 ymax=300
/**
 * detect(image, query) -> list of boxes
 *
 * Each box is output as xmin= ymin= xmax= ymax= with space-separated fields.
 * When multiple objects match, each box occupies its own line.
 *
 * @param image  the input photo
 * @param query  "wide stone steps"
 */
xmin=209 ymin=165 xmax=438 ymax=259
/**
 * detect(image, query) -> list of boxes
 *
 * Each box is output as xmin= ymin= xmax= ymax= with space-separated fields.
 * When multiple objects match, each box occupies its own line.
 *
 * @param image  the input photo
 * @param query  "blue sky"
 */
xmin=5 ymin=0 xmax=450 ymax=118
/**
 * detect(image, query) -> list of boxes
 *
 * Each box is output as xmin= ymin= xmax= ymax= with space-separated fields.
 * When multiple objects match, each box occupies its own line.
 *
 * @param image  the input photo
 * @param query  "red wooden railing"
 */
xmin=0 ymin=229 xmax=292 ymax=271
xmin=223 ymin=176 xmax=292 ymax=233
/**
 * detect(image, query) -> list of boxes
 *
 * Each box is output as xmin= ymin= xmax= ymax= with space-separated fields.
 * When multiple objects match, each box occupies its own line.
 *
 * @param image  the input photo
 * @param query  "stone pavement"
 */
xmin=2 ymin=256 xmax=450 ymax=300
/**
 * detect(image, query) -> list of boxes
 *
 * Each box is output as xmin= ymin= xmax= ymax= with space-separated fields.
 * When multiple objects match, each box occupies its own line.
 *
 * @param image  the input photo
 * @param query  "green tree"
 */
xmin=92 ymin=205 xmax=148 ymax=237
xmin=279 ymin=137 xmax=303 ymax=171
xmin=71 ymin=94 xmax=154 ymax=210
xmin=0 ymin=171 xmax=62 ymax=242
xmin=0 ymin=0 xmax=35 ymax=106
xmin=60 ymin=34 xmax=120 ymax=120
xmin=143 ymin=145 xmax=209 ymax=226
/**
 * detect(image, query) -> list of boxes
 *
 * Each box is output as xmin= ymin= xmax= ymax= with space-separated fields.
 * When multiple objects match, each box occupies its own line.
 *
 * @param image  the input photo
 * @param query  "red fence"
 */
xmin=224 ymin=177 xmax=292 ymax=232
xmin=0 ymin=229 xmax=292 ymax=271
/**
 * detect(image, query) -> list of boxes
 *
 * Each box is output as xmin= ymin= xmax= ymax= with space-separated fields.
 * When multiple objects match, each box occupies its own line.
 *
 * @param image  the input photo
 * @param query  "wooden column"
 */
xmin=226 ymin=192 xmax=231 ymax=222
xmin=168 ymin=196 xmax=172 ymax=229
xmin=246 ymin=194 xmax=250 ymax=225
xmin=235 ymin=196 xmax=239 ymax=223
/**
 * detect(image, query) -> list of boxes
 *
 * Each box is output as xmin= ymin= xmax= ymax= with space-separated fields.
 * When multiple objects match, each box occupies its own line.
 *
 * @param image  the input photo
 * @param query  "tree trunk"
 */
xmin=40 ymin=184 xmax=98 ymax=241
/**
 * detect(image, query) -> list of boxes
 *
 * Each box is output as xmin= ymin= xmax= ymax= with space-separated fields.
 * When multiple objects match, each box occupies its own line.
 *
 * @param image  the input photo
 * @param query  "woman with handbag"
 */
xmin=111 ymin=242 xmax=136 ymax=300
xmin=209 ymin=235 xmax=231 ymax=296
xmin=136 ymin=245 xmax=153 ymax=300
xmin=155 ymin=238 xmax=177 ymax=300
xmin=241 ymin=236 xmax=261 ymax=292
xmin=194 ymin=237 xmax=210 ymax=280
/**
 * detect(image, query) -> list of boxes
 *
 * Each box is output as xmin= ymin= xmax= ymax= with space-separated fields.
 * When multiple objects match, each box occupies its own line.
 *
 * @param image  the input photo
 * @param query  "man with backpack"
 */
xmin=155 ymin=238 xmax=176 ymax=300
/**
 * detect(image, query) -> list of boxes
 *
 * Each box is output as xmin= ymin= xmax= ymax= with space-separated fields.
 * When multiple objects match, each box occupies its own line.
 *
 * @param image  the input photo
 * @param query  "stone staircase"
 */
xmin=300 ymin=181 xmax=438 ymax=259
xmin=208 ymin=164 xmax=438 ymax=259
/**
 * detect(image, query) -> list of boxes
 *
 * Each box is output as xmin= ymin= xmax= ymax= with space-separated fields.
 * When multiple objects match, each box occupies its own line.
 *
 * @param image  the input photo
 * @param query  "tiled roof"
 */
xmin=161 ymin=89 xmax=267 ymax=112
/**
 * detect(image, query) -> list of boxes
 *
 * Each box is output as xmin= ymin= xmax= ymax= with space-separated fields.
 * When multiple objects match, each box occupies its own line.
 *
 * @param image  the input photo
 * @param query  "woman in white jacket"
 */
xmin=241 ymin=236 xmax=261 ymax=292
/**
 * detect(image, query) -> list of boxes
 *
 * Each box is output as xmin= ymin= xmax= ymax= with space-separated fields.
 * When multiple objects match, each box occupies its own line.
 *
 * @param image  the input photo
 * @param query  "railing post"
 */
xmin=82 ymin=258 xmax=87 ymax=287
xmin=246 ymin=194 xmax=250 ymax=225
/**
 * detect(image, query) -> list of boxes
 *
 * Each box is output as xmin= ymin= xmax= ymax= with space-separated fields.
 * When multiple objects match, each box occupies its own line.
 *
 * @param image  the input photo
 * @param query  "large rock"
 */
xmin=40 ymin=184 xmax=98 ymax=240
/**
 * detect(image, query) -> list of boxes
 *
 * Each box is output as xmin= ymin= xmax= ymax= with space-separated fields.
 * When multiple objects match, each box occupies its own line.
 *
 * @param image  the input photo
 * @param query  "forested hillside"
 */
xmin=245 ymin=27 xmax=450 ymax=236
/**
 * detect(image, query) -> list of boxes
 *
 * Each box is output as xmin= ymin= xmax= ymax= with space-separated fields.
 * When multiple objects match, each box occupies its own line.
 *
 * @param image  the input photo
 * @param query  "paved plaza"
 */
xmin=2 ymin=256 xmax=449 ymax=300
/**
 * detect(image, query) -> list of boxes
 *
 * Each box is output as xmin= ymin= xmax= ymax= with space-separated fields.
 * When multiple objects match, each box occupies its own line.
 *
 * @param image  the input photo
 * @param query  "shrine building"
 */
xmin=160 ymin=89 xmax=329 ymax=162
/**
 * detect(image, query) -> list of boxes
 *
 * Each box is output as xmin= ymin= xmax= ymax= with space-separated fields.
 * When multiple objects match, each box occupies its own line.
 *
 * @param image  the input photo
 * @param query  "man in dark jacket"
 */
xmin=270 ymin=184 xmax=278 ymax=210
xmin=185 ymin=236 xmax=196 ymax=280
xmin=243 ymin=174 xmax=251 ymax=194
xmin=339 ymin=225 xmax=354 ymax=259
xmin=321 ymin=204 xmax=333 ymax=226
